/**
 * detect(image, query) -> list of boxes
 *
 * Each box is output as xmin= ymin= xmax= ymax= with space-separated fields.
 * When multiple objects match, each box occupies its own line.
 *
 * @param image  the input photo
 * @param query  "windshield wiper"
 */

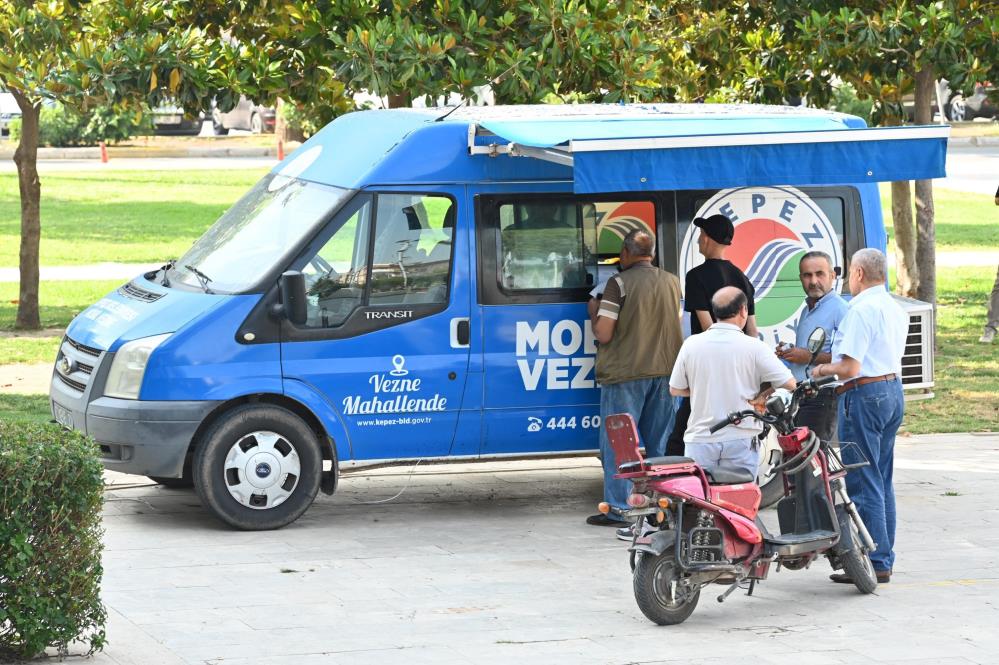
xmin=184 ymin=264 xmax=214 ymax=294
xmin=160 ymin=259 xmax=175 ymax=287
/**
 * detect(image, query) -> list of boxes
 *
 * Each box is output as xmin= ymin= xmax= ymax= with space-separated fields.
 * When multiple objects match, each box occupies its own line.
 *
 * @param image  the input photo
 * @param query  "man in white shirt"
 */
xmin=812 ymin=248 xmax=907 ymax=584
xmin=669 ymin=287 xmax=796 ymax=476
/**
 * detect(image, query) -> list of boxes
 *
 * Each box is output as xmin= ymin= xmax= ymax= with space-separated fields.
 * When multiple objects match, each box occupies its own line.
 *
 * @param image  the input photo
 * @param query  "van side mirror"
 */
xmin=278 ymin=271 xmax=308 ymax=325
xmin=806 ymin=327 xmax=826 ymax=357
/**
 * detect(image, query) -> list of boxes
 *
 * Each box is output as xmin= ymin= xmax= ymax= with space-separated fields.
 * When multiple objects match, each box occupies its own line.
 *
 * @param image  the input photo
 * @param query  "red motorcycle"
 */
xmin=598 ymin=332 xmax=878 ymax=625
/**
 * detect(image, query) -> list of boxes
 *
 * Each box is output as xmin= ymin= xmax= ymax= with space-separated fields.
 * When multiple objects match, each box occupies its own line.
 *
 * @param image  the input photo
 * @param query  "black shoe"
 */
xmin=586 ymin=513 xmax=623 ymax=527
xmin=830 ymin=569 xmax=891 ymax=584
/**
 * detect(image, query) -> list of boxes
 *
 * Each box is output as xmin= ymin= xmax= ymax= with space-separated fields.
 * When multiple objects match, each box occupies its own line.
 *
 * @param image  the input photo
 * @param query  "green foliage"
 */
xmin=788 ymin=1 xmax=999 ymax=125
xmin=0 ymin=421 xmax=106 ymax=660
xmin=829 ymin=83 xmax=873 ymax=124
xmin=8 ymin=103 xmax=151 ymax=146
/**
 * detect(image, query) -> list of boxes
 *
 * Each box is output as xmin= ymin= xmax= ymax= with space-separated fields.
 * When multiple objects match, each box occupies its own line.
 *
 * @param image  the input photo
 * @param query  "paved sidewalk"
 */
xmin=41 ymin=432 xmax=999 ymax=664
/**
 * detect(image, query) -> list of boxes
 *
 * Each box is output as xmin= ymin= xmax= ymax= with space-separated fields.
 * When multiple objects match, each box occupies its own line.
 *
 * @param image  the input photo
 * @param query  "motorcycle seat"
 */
xmin=645 ymin=456 xmax=695 ymax=466
xmin=618 ymin=456 xmax=695 ymax=474
xmin=704 ymin=466 xmax=756 ymax=485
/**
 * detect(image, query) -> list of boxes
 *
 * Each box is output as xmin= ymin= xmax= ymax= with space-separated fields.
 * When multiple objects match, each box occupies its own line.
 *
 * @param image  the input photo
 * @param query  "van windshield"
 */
xmin=171 ymin=175 xmax=349 ymax=293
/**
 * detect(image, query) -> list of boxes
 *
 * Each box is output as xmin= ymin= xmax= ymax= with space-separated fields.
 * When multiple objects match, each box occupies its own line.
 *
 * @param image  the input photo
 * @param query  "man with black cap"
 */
xmin=665 ymin=213 xmax=758 ymax=456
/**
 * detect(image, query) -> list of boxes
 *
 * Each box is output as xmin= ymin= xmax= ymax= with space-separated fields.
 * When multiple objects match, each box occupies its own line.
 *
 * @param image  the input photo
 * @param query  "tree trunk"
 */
xmin=913 ymin=67 xmax=937 ymax=304
xmin=387 ymin=92 xmax=411 ymax=108
xmin=274 ymin=98 xmax=305 ymax=143
xmin=914 ymin=178 xmax=936 ymax=303
xmin=890 ymin=180 xmax=918 ymax=297
xmin=11 ymin=90 xmax=41 ymax=330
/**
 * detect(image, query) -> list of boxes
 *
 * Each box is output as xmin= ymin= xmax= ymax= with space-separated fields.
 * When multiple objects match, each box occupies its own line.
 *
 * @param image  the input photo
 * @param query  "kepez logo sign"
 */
xmin=679 ymin=186 xmax=843 ymax=344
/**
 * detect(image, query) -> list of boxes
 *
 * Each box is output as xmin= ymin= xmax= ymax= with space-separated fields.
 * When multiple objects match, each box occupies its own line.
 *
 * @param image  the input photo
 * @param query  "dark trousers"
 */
xmin=665 ymin=397 xmax=690 ymax=456
xmin=796 ymin=388 xmax=839 ymax=444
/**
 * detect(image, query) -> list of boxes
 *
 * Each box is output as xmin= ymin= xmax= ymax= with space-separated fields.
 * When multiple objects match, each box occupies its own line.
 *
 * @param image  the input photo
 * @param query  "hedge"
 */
xmin=7 ymin=102 xmax=151 ymax=148
xmin=0 ymin=421 xmax=106 ymax=660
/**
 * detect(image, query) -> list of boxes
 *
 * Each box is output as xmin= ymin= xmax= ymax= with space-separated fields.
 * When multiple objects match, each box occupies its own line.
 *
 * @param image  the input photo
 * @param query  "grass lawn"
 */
xmin=900 ymin=267 xmax=999 ymax=434
xmin=0 ymin=170 xmax=267 ymax=266
xmin=0 ymin=394 xmax=50 ymax=425
xmin=0 ymin=172 xmax=995 ymax=433
xmin=0 ymin=280 xmax=121 ymax=331
xmin=0 ymin=280 xmax=122 ymax=363
xmin=948 ymin=121 xmax=999 ymax=138
xmin=880 ymin=185 xmax=997 ymax=252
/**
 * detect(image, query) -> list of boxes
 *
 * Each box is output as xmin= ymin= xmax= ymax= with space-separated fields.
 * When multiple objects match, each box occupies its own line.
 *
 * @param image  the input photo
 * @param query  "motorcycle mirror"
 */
xmin=806 ymin=327 xmax=826 ymax=357
xmin=766 ymin=393 xmax=785 ymax=416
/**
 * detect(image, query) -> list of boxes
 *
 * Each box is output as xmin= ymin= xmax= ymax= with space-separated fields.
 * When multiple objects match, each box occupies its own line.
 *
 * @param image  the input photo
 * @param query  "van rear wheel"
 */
xmin=194 ymin=404 xmax=321 ymax=530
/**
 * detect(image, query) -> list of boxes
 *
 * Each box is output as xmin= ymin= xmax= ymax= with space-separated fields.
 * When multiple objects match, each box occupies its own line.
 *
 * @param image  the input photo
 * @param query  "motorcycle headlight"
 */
xmin=104 ymin=333 xmax=171 ymax=399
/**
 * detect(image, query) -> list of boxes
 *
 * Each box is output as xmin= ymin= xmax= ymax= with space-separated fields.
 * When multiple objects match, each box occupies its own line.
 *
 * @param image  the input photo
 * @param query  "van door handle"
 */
xmin=450 ymin=317 xmax=470 ymax=348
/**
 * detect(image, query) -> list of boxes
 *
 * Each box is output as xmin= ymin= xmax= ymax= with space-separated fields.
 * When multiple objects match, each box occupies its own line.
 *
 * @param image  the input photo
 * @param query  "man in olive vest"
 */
xmin=586 ymin=229 xmax=683 ymax=530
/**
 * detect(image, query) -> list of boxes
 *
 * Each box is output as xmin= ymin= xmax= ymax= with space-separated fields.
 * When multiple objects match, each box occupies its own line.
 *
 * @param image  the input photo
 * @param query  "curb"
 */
xmin=947 ymin=136 xmax=999 ymax=147
xmin=0 ymin=144 xmax=299 ymax=160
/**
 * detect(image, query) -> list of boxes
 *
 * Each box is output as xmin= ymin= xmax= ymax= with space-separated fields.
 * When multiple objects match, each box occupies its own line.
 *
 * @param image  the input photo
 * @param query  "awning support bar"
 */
xmin=467 ymin=124 xmax=574 ymax=165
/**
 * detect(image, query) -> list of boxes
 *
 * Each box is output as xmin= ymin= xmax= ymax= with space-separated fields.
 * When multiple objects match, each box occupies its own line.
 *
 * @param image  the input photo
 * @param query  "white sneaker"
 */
xmin=980 ymin=329 xmax=995 ymax=344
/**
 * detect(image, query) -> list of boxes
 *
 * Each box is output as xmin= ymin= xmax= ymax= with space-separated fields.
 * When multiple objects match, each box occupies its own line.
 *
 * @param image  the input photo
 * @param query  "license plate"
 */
xmin=52 ymin=402 xmax=73 ymax=429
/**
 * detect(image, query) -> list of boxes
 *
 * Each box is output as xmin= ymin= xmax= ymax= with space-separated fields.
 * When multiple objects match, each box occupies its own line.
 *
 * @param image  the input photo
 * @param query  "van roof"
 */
xmin=389 ymin=102 xmax=859 ymax=122
xmin=282 ymin=103 xmax=946 ymax=191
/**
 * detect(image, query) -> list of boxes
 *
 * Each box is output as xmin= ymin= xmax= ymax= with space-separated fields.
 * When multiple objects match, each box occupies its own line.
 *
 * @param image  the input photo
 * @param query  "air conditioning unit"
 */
xmin=893 ymin=294 xmax=934 ymax=401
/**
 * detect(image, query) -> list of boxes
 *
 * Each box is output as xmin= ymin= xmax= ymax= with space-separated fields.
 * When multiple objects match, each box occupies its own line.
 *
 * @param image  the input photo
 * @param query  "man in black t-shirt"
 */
xmin=665 ymin=213 xmax=758 ymax=456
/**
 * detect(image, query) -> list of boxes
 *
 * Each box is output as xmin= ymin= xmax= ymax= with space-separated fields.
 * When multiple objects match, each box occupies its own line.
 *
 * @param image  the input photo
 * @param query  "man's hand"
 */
xmin=748 ymin=391 xmax=771 ymax=414
xmin=775 ymin=345 xmax=811 ymax=365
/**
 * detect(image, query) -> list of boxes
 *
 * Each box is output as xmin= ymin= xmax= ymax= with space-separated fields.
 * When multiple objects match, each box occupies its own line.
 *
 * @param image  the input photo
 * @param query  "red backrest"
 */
xmin=605 ymin=413 xmax=643 ymax=470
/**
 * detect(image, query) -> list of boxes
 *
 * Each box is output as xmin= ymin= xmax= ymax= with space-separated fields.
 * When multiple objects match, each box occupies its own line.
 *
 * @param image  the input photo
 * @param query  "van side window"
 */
xmin=497 ymin=201 xmax=596 ymax=291
xmin=302 ymin=200 xmax=373 ymax=328
xmin=300 ymin=193 xmax=454 ymax=329
xmin=478 ymin=197 xmax=658 ymax=305
xmin=370 ymin=194 xmax=454 ymax=306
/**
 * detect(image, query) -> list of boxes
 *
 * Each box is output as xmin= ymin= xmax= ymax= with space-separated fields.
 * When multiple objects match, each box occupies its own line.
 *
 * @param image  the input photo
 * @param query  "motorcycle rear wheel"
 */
xmin=633 ymin=549 xmax=700 ymax=625
xmin=839 ymin=518 xmax=878 ymax=594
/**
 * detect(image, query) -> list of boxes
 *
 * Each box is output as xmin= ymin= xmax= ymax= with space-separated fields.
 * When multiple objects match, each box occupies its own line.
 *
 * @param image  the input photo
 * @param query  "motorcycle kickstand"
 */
xmin=717 ymin=580 xmax=741 ymax=603
xmin=747 ymin=579 xmax=757 ymax=596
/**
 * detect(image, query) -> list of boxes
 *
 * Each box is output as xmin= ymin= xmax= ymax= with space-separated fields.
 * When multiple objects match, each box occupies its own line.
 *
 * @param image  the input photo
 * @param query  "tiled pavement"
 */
xmin=53 ymin=432 xmax=999 ymax=664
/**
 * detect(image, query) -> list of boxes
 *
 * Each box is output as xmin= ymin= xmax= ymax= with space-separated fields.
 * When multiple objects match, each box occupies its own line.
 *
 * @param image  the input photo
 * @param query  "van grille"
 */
xmin=55 ymin=335 xmax=103 ymax=395
xmin=118 ymin=281 xmax=164 ymax=303
xmin=65 ymin=336 xmax=101 ymax=358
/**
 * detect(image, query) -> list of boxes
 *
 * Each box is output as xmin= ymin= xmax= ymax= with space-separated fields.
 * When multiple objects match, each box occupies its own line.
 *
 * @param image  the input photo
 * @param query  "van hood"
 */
xmin=65 ymin=274 xmax=225 ymax=352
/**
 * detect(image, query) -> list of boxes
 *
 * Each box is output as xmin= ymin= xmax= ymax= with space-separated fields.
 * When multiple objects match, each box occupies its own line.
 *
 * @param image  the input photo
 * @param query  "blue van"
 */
xmin=49 ymin=104 xmax=947 ymax=529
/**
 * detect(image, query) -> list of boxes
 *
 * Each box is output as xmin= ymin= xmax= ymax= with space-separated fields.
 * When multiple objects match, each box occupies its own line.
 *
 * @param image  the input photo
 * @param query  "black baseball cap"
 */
xmin=693 ymin=214 xmax=734 ymax=245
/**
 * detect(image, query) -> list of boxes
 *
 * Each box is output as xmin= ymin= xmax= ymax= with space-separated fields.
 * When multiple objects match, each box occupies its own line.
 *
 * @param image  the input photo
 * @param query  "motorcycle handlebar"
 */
xmin=708 ymin=419 xmax=730 ymax=434
xmin=709 ymin=409 xmax=760 ymax=434
xmin=808 ymin=374 xmax=839 ymax=388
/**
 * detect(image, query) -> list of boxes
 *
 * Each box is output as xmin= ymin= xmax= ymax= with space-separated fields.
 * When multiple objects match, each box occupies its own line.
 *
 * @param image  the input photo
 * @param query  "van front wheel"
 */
xmin=194 ymin=405 xmax=321 ymax=530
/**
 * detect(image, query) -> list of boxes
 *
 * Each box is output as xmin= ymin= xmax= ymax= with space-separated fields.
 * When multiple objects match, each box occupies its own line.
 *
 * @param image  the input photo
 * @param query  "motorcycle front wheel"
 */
xmin=633 ymin=549 xmax=700 ymax=625
xmin=838 ymin=516 xmax=878 ymax=594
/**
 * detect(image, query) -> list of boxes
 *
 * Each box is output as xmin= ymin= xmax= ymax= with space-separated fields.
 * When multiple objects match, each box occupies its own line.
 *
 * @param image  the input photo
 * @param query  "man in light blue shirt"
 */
xmin=813 ymin=248 xmax=908 ymax=585
xmin=776 ymin=251 xmax=848 ymax=443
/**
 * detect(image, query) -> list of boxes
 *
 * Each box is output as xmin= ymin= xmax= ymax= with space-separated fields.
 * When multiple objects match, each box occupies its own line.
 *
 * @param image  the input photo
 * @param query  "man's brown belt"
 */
xmin=834 ymin=373 xmax=897 ymax=396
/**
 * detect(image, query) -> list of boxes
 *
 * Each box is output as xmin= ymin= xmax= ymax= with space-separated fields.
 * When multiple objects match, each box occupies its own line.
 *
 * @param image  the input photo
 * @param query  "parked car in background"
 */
xmin=212 ymin=96 xmax=276 ymax=134
xmin=151 ymin=103 xmax=203 ymax=135
xmin=948 ymin=83 xmax=997 ymax=122
xmin=1 ymin=92 xmax=21 ymax=138
xmin=904 ymin=80 xmax=998 ymax=123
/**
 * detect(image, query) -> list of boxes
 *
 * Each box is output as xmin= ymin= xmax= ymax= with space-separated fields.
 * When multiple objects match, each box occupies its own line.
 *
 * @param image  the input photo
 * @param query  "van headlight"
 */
xmin=104 ymin=334 xmax=171 ymax=400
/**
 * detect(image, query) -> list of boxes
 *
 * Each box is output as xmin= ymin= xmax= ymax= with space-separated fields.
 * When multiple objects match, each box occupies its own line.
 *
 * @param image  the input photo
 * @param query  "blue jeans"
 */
xmin=684 ymin=438 xmax=758 ymax=478
xmin=838 ymin=378 xmax=904 ymax=572
xmin=599 ymin=377 xmax=676 ymax=519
